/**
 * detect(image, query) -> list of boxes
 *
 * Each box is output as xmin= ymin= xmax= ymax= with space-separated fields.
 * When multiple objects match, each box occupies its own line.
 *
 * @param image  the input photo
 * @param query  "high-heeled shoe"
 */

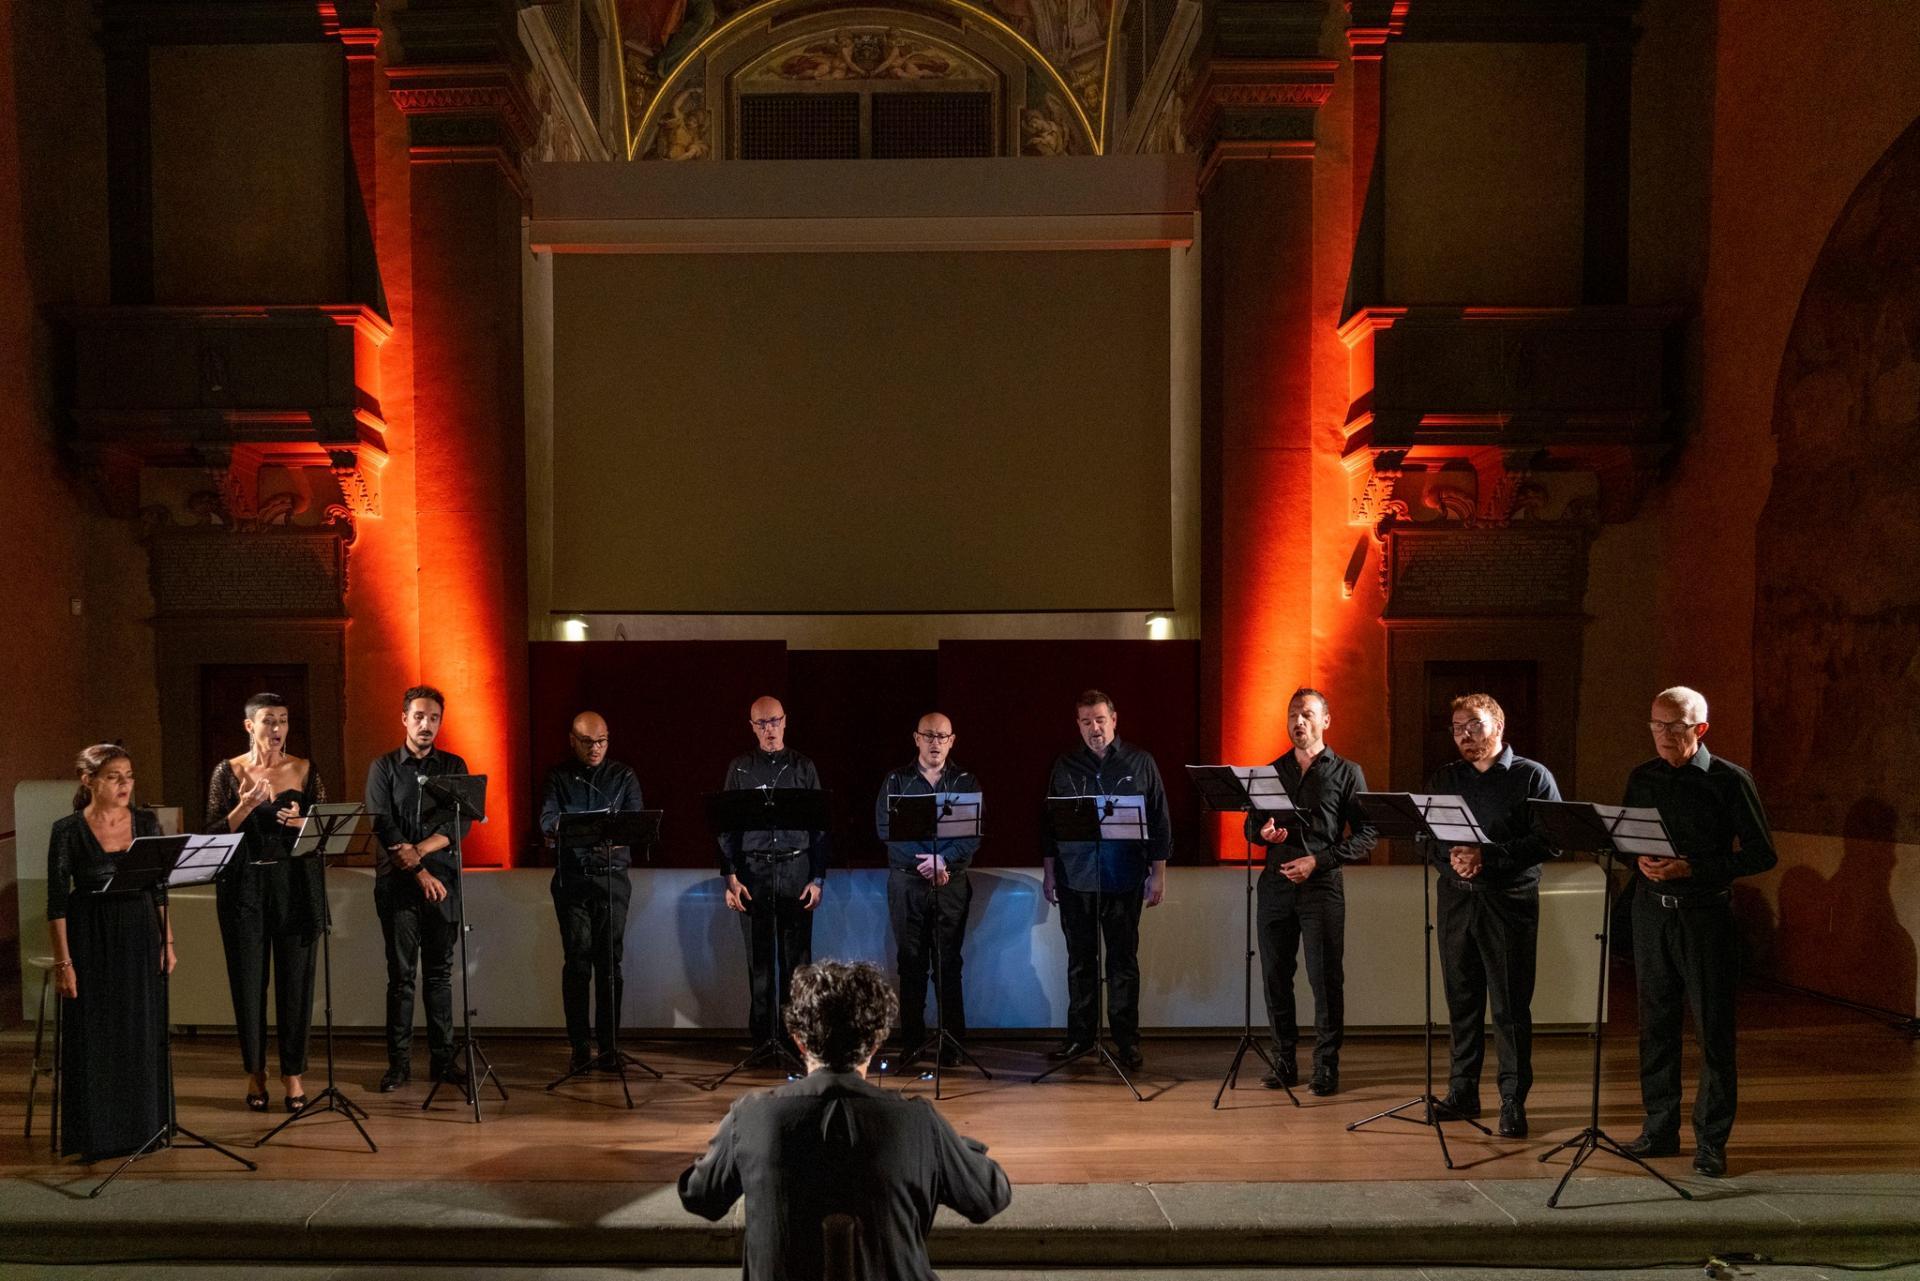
xmin=284 ymin=1094 xmax=308 ymax=1113
xmin=245 ymin=1089 xmax=269 ymax=1113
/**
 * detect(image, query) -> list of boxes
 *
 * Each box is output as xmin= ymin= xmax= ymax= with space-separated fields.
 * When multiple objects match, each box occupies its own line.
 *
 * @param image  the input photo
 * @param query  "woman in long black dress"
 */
xmin=205 ymin=691 xmax=326 ymax=1113
xmin=47 ymin=743 xmax=174 ymax=1162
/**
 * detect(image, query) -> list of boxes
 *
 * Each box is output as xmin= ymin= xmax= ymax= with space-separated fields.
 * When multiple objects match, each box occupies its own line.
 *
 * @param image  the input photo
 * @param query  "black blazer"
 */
xmin=679 ymin=1068 xmax=1011 ymax=1280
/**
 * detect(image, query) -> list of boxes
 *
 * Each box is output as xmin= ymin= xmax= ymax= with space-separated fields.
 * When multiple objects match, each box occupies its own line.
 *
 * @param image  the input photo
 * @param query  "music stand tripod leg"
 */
xmin=1215 ymin=839 xmax=1296 ymax=1109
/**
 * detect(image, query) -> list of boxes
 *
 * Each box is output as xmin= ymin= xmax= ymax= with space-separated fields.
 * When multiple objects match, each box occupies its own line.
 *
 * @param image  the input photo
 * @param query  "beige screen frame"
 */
xmin=548 ymin=248 xmax=1174 ymax=614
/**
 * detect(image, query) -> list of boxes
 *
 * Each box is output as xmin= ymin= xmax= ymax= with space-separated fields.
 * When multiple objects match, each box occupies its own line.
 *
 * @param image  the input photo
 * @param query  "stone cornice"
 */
xmin=1184 ymin=59 xmax=1337 ymax=186
xmin=387 ymin=62 xmax=538 ymax=170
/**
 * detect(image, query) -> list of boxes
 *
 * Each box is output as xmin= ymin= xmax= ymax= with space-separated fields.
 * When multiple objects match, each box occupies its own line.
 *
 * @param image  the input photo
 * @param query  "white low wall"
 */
xmin=15 ymin=780 xmax=1605 ymax=1032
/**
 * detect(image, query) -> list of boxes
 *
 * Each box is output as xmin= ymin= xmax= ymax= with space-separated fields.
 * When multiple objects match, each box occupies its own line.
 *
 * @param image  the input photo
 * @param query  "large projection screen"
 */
xmin=550 ymin=249 xmax=1172 ymax=614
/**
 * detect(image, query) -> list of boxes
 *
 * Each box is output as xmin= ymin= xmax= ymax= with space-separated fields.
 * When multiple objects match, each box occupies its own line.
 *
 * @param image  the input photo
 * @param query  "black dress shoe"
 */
xmin=1264 ymin=1057 xmax=1298 ymax=1089
xmin=1438 ymin=1089 xmax=1481 ymax=1119
xmin=378 ymin=1065 xmax=410 ymax=1093
xmin=1497 ymin=1099 xmax=1528 ymax=1138
xmin=567 ymin=1046 xmax=595 ymax=1073
xmin=1622 ymin=1131 xmax=1681 ymax=1158
xmin=1046 ymin=1040 xmax=1093 ymax=1060
xmin=1308 ymin=1067 xmax=1339 ymax=1096
xmin=937 ymin=1044 xmax=966 ymax=1069
xmin=1693 ymin=1143 xmax=1728 ymax=1178
xmin=431 ymin=1059 xmax=471 ymax=1089
xmin=1115 ymin=1044 xmax=1145 ymax=1070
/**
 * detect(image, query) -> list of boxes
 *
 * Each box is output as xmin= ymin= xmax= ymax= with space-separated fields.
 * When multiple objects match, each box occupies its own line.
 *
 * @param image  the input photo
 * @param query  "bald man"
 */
xmin=539 ymin=711 xmax=645 ymax=1073
xmin=876 ymin=712 xmax=982 ymax=1065
xmin=719 ymin=696 xmax=829 ymax=1052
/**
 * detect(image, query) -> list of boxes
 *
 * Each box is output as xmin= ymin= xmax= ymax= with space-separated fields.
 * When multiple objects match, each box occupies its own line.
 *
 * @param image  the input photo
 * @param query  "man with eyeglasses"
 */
xmin=876 ymin=712 xmax=981 ymax=1067
xmin=1621 ymin=686 xmax=1776 ymax=1179
xmin=1423 ymin=693 xmax=1561 ymax=1138
xmin=538 ymin=710 xmax=644 ymax=1074
xmin=719 ymin=696 xmax=829 ymax=1055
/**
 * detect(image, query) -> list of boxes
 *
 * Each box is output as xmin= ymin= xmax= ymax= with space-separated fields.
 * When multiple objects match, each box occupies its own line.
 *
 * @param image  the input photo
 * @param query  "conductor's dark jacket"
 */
xmin=678 ymin=1067 xmax=1011 ymax=1281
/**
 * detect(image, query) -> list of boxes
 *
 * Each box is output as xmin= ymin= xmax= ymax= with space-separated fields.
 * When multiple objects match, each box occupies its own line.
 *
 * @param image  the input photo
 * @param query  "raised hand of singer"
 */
xmin=1259 ymin=817 xmax=1289 ymax=845
xmin=276 ymin=798 xmax=304 ymax=829
xmin=238 ymin=774 xmax=274 ymax=813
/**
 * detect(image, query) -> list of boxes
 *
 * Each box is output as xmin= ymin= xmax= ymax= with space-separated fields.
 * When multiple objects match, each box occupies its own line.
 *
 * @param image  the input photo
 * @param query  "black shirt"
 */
xmin=539 ymin=758 xmax=644 ymax=879
xmin=1043 ymin=738 xmax=1172 ymax=893
xmin=679 ymin=1067 xmax=1010 ymax=1281
xmin=718 ymin=749 xmax=829 ymax=882
xmin=1622 ymin=744 xmax=1776 ymax=894
xmin=1243 ymin=745 xmax=1378 ymax=877
xmin=364 ymin=744 xmax=473 ymax=881
xmin=1423 ymin=746 xmax=1563 ymax=889
xmin=875 ymin=761 xmax=982 ymax=875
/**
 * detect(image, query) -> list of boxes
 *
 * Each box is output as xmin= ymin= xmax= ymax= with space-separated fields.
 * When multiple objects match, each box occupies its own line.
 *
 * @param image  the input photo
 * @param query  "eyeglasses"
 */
xmin=1449 ymin=721 xmax=1494 ymax=739
xmin=571 ymin=735 xmax=609 ymax=748
xmin=751 ymin=716 xmax=786 ymax=730
xmin=1648 ymin=719 xmax=1699 ymax=735
xmin=915 ymin=731 xmax=955 ymax=744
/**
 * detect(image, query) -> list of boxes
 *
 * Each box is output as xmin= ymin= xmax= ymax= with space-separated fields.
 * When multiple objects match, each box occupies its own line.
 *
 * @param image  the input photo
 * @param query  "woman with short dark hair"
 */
xmin=46 ymin=743 xmax=172 ymax=1161
xmin=205 ymin=692 xmax=327 ymax=1113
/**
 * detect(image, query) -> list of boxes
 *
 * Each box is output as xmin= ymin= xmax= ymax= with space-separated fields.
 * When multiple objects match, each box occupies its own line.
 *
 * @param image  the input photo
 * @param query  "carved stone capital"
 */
xmin=1184 ymin=58 xmax=1336 ymax=187
xmin=388 ymin=63 xmax=538 ymax=177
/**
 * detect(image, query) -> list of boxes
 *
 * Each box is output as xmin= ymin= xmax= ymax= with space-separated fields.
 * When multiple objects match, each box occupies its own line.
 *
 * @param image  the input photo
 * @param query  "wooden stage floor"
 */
xmin=2 ymin=981 xmax=1914 ymax=1187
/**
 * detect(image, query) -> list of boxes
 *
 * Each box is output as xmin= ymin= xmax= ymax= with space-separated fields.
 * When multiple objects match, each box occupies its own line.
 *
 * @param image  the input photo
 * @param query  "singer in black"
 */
xmin=875 ymin=712 xmax=981 ymax=1066
xmin=204 ymin=691 xmax=326 ymax=1114
xmin=1622 ymin=685 xmax=1776 ymax=1179
xmin=1041 ymin=689 xmax=1171 ymax=1071
xmin=1423 ymin=693 xmax=1562 ymax=1138
xmin=718 ymin=695 xmax=829 ymax=1051
xmin=539 ymin=710 xmax=644 ymax=1074
xmin=1245 ymin=688 xmax=1377 ymax=1096
xmin=364 ymin=684 xmax=473 ymax=1094
xmin=46 ymin=744 xmax=172 ymax=1161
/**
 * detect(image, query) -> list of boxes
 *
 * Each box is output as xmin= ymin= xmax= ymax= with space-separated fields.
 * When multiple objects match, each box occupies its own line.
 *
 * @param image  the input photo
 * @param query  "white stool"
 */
xmin=25 ymin=955 xmax=60 ymax=1155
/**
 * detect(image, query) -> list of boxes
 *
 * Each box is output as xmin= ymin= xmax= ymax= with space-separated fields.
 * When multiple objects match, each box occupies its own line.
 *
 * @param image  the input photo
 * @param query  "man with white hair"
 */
xmin=1621 ymin=685 xmax=1776 ymax=1179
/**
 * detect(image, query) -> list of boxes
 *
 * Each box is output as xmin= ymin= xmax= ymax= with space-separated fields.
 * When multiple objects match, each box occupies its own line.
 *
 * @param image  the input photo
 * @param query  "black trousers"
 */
xmin=215 ymin=881 xmax=318 ymax=1076
xmin=1257 ymin=869 xmax=1346 ymax=1071
xmin=553 ymin=868 xmax=632 ymax=1054
xmin=887 ymin=866 xmax=972 ymax=1042
xmin=1632 ymin=890 xmax=1741 ymax=1147
xmin=373 ymin=874 xmax=458 ymax=1068
xmin=1435 ymin=877 xmax=1539 ymax=1103
xmin=736 ymin=853 xmax=815 ymax=1044
xmin=1057 ymin=884 xmax=1144 ymax=1047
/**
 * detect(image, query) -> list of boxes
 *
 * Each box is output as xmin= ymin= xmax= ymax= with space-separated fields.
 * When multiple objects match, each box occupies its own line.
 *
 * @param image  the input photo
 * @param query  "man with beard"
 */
xmin=1423 ymin=693 xmax=1561 ymax=1137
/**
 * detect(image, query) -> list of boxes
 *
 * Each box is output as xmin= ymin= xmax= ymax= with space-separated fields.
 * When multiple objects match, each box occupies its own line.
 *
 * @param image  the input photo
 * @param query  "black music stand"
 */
xmin=1031 ymin=794 xmax=1145 ymax=1102
xmin=1531 ymin=799 xmax=1692 ymax=1209
xmin=884 ymin=791 xmax=990 ymax=1099
xmin=419 ymin=774 xmax=507 ymax=1121
xmin=546 ymin=808 xmax=666 ymax=1106
xmin=1345 ymin=792 xmax=1493 ymax=1169
xmin=1186 ymin=765 xmax=1301 ymax=1109
xmin=88 ymin=833 xmax=258 ymax=1197
xmin=703 ymin=787 xmax=831 ymax=1088
xmin=256 ymin=802 xmax=377 ymax=1151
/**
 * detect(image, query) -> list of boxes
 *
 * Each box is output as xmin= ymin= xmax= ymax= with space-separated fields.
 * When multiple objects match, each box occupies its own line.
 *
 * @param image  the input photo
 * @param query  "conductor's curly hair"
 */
xmin=784 ymin=961 xmax=898 ymax=1071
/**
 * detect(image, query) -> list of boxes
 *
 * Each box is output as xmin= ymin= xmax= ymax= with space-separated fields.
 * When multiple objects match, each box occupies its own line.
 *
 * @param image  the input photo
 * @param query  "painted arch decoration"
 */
xmin=612 ymin=0 xmax=1113 ymax=158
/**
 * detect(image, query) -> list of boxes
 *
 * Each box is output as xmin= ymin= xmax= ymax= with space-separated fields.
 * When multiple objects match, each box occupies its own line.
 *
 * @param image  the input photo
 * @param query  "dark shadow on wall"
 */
xmin=1773 ymin=798 xmax=1917 ymax=1018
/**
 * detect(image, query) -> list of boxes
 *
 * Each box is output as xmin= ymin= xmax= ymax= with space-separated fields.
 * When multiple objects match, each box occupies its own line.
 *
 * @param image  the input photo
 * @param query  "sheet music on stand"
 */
xmin=290 ymin=802 xmax=381 ymax=862
xmin=887 ymin=792 xmax=984 ymax=841
xmin=98 ymin=833 xmax=245 ymax=895
xmin=1528 ymin=800 xmax=1680 ymax=861
xmin=1409 ymin=794 xmax=1491 ymax=847
xmin=1592 ymin=804 xmax=1679 ymax=858
xmin=1234 ymin=765 xmax=1294 ymax=805
xmin=1046 ymin=793 xmax=1149 ymax=841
